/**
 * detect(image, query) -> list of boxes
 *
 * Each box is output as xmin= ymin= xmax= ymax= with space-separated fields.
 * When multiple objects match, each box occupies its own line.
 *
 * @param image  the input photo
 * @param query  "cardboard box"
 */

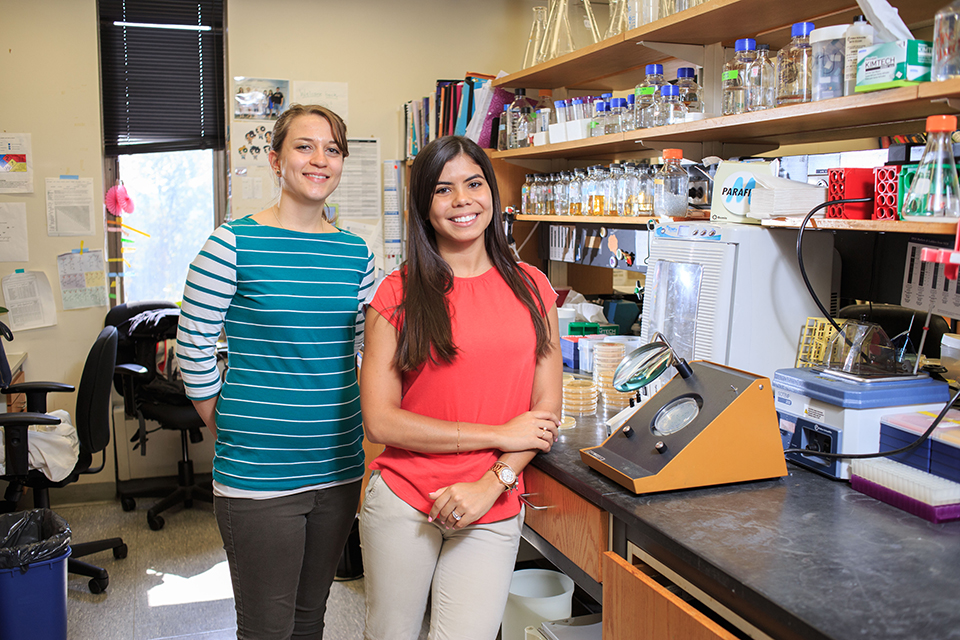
xmin=856 ymin=40 xmax=932 ymax=92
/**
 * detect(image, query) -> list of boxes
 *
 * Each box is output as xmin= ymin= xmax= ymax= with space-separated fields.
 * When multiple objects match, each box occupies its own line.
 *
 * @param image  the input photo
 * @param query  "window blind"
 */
xmin=99 ymin=0 xmax=225 ymax=155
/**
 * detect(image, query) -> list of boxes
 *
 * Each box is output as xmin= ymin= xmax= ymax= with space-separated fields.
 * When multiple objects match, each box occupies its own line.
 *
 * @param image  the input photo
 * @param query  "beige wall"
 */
xmin=1 ymin=0 xmax=533 ymax=485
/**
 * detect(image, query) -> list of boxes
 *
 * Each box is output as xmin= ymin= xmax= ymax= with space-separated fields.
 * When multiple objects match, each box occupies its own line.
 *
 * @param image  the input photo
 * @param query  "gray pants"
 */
xmin=215 ymin=481 xmax=361 ymax=640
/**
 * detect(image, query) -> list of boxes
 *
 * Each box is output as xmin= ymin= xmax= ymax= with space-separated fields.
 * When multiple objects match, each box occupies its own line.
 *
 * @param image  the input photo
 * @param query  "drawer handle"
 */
xmin=519 ymin=493 xmax=553 ymax=511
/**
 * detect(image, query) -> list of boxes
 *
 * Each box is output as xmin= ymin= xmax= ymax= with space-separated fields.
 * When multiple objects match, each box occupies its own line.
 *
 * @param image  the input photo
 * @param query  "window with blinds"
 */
xmin=99 ymin=0 xmax=225 ymax=156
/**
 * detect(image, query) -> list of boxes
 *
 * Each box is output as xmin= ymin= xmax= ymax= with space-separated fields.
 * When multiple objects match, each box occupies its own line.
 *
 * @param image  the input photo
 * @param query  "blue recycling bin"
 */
xmin=0 ymin=509 xmax=72 ymax=640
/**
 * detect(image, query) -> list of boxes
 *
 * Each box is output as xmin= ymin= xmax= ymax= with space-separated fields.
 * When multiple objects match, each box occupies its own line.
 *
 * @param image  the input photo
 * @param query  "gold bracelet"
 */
xmin=457 ymin=421 xmax=461 ymax=455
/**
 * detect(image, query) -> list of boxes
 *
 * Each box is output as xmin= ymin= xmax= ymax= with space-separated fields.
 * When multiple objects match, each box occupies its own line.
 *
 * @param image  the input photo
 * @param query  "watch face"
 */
xmin=499 ymin=465 xmax=517 ymax=485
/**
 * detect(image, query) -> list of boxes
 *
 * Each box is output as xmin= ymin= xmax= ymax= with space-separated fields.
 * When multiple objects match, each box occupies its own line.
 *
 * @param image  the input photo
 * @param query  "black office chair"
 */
xmin=0 ymin=326 xmax=128 ymax=593
xmin=106 ymin=301 xmax=213 ymax=531
xmin=838 ymin=303 xmax=951 ymax=360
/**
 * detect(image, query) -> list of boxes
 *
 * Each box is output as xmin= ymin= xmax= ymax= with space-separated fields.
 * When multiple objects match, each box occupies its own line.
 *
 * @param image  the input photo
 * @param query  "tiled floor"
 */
xmin=53 ymin=498 xmax=400 ymax=640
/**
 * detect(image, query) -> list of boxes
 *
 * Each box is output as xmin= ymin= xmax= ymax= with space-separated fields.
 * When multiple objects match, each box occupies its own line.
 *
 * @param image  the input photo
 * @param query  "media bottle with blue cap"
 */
xmin=722 ymin=38 xmax=757 ymax=115
xmin=676 ymin=67 xmax=702 ymax=114
xmin=634 ymin=63 xmax=665 ymax=128
xmin=656 ymin=85 xmax=687 ymax=126
xmin=778 ymin=22 xmax=816 ymax=105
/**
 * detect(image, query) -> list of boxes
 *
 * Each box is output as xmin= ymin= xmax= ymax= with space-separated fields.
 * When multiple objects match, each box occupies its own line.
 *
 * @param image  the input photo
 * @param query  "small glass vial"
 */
xmin=554 ymin=99 xmax=568 ymax=124
xmin=634 ymin=64 xmax=665 ymax=129
xmin=568 ymin=168 xmax=585 ymax=216
xmin=653 ymin=149 xmax=689 ymax=218
xmin=934 ymin=1 xmax=960 ymax=82
xmin=901 ymin=115 xmax=960 ymax=221
xmin=570 ymin=97 xmax=587 ymax=121
xmin=777 ymin=22 xmax=816 ymax=106
xmin=745 ymin=44 xmax=776 ymax=111
xmin=590 ymin=101 xmax=608 ymax=137
xmin=521 ymin=174 xmax=533 ymax=215
xmin=676 ymin=67 xmax=703 ymax=114
xmin=656 ymin=84 xmax=687 ymax=126
xmin=722 ymin=38 xmax=756 ymax=116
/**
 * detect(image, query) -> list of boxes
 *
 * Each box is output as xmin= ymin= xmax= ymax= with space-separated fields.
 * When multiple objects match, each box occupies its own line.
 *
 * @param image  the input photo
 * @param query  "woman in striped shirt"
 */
xmin=177 ymin=105 xmax=375 ymax=640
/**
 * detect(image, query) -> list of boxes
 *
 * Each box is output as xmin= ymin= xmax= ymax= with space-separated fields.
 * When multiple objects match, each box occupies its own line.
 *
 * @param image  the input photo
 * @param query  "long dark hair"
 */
xmin=395 ymin=136 xmax=551 ymax=372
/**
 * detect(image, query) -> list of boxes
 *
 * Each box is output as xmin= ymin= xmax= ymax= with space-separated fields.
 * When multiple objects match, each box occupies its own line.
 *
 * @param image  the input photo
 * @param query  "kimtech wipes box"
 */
xmin=709 ymin=160 xmax=775 ymax=224
xmin=855 ymin=40 xmax=932 ymax=92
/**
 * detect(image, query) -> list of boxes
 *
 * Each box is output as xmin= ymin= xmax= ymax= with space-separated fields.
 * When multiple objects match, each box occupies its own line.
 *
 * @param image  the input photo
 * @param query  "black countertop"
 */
xmin=531 ymin=410 xmax=960 ymax=640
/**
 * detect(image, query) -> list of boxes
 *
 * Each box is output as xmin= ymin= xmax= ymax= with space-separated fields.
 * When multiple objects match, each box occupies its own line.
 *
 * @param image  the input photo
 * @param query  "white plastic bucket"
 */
xmin=501 ymin=569 xmax=575 ymax=640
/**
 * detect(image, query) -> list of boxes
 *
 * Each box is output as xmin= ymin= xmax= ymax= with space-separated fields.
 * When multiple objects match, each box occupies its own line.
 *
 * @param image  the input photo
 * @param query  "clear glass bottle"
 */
xmin=569 ymin=168 xmax=585 ymax=216
xmin=634 ymin=64 xmax=665 ymax=129
xmin=624 ymin=93 xmax=637 ymax=130
xmin=599 ymin=167 xmax=616 ymax=215
xmin=653 ymin=149 xmax=689 ymax=218
xmin=522 ymin=6 xmax=548 ymax=70
xmin=590 ymin=101 xmax=607 ymax=137
xmin=531 ymin=174 xmax=544 ymax=215
xmin=777 ymin=22 xmax=815 ymax=106
xmin=545 ymin=173 xmax=557 ymax=215
xmin=517 ymin=106 xmax=535 ymax=148
xmin=521 ymin=174 xmax=533 ymax=215
xmin=585 ymin=166 xmax=603 ymax=216
xmin=934 ymin=1 xmax=960 ymax=82
xmin=676 ymin=67 xmax=702 ymax=114
xmin=722 ymin=38 xmax=756 ymax=116
xmin=638 ymin=165 xmax=655 ymax=214
xmin=507 ymin=89 xmax=535 ymax=149
xmin=607 ymin=98 xmax=628 ymax=133
xmin=556 ymin=171 xmax=571 ymax=215
xmin=901 ymin=115 xmax=960 ymax=221
xmin=745 ymin=44 xmax=776 ymax=111
xmin=844 ymin=16 xmax=875 ymax=94
xmin=610 ymin=163 xmax=627 ymax=216
xmin=656 ymin=84 xmax=687 ymax=125
xmin=497 ymin=104 xmax=510 ymax=151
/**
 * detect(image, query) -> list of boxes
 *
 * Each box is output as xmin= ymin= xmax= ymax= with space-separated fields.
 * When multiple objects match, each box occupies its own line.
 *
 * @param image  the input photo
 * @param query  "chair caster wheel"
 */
xmin=114 ymin=544 xmax=128 ymax=559
xmin=89 ymin=577 xmax=108 ymax=594
xmin=148 ymin=515 xmax=164 ymax=531
xmin=121 ymin=497 xmax=136 ymax=511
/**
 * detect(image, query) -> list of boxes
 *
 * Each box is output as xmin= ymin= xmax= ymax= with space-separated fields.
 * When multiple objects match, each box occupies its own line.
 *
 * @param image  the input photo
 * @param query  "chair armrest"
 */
xmin=115 ymin=363 xmax=149 ymax=379
xmin=0 ymin=411 xmax=62 ymax=477
xmin=1 ymin=382 xmax=75 ymax=414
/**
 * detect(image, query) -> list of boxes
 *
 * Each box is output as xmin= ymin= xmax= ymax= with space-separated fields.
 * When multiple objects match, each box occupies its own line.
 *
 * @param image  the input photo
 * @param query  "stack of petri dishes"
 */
xmin=562 ymin=377 xmax=598 ymax=419
xmin=593 ymin=342 xmax=634 ymax=411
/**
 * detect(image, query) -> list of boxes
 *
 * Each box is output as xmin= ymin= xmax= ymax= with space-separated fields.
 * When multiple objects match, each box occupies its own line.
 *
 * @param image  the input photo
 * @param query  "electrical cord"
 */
xmin=790 ymin=196 xmax=957 ymax=462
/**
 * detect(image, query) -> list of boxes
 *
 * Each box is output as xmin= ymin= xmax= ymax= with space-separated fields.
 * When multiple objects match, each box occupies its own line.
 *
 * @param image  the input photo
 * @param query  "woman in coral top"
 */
xmin=359 ymin=135 xmax=562 ymax=639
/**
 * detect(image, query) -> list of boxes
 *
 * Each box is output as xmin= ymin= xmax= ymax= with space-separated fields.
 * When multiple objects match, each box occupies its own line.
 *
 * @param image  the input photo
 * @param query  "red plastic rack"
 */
xmin=826 ymin=167 xmax=875 ymax=219
xmin=873 ymin=165 xmax=901 ymax=220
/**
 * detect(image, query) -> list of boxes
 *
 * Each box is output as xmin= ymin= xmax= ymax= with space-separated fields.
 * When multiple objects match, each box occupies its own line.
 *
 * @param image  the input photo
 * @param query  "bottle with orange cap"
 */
xmin=653 ymin=148 xmax=689 ymax=218
xmin=901 ymin=115 xmax=960 ymax=221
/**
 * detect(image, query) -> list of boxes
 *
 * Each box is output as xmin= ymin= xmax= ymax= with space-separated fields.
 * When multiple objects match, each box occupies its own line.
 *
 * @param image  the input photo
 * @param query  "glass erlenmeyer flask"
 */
xmin=604 ymin=0 xmax=628 ymax=39
xmin=522 ymin=7 xmax=548 ymax=70
xmin=901 ymin=115 xmax=960 ymax=221
xmin=579 ymin=0 xmax=602 ymax=45
xmin=539 ymin=0 xmax=577 ymax=62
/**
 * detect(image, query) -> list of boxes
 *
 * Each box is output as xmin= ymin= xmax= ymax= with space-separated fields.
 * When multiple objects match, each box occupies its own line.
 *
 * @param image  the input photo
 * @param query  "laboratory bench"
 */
xmin=522 ymin=408 xmax=960 ymax=640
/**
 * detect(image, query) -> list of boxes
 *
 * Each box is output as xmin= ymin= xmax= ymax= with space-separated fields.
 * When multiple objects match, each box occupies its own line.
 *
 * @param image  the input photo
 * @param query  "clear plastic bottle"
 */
xmin=844 ymin=16 xmax=875 ymax=94
xmin=676 ymin=67 xmax=702 ymax=114
xmin=935 ymin=0 xmax=960 ymax=82
xmin=569 ymin=168 xmax=585 ymax=216
xmin=653 ymin=149 xmax=689 ymax=218
xmin=745 ymin=44 xmax=776 ymax=111
xmin=656 ymin=84 xmax=687 ymax=125
xmin=722 ymin=38 xmax=756 ymax=116
xmin=901 ymin=115 xmax=960 ymax=221
xmin=634 ymin=64 xmax=665 ymax=128
xmin=777 ymin=22 xmax=815 ymax=106
xmin=521 ymin=174 xmax=533 ymax=215
xmin=590 ymin=101 xmax=607 ymax=137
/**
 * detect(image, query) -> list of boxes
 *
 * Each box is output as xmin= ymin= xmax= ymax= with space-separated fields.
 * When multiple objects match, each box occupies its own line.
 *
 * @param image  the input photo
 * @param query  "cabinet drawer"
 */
xmin=603 ymin=552 xmax=738 ymax=640
xmin=5 ymin=370 xmax=25 ymax=413
xmin=522 ymin=466 xmax=608 ymax=583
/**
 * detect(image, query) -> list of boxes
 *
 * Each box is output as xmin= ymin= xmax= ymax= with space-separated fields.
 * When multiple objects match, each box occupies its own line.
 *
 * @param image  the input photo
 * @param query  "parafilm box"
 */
xmin=855 ymin=40 xmax=932 ymax=92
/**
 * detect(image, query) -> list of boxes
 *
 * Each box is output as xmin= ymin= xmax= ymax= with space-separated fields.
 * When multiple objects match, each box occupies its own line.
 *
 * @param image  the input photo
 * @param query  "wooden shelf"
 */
xmin=517 ymin=214 xmax=657 ymax=225
xmin=494 ymin=0 xmax=940 ymax=92
xmin=491 ymin=82 xmax=960 ymax=161
xmin=760 ymin=217 xmax=957 ymax=234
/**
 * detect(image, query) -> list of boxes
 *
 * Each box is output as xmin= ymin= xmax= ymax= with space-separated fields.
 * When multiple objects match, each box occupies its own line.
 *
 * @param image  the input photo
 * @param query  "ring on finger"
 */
xmin=452 ymin=511 xmax=462 ymax=521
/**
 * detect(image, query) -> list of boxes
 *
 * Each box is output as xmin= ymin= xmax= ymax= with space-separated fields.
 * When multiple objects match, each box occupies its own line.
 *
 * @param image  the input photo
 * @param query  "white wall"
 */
xmin=1 ymin=0 xmax=534 ymax=485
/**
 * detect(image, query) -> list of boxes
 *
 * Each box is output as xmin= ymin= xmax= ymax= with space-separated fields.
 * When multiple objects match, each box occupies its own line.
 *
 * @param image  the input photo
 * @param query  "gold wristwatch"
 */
xmin=491 ymin=461 xmax=518 ymax=493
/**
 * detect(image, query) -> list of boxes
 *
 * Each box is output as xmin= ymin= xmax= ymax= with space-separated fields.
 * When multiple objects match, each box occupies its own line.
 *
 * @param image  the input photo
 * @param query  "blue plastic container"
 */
xmin=0 ymin=548 xmax=70 ymax=640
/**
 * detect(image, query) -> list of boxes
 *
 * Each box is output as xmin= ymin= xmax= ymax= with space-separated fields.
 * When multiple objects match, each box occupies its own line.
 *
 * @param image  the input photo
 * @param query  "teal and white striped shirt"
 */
xmin=177 ymin=217 xmax=375 ymax=492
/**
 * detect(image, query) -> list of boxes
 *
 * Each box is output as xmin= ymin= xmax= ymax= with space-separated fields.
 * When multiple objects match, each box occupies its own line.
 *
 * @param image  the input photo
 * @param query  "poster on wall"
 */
xmin=45 ymin=177 xmax=95 ymax=237
xmin=231 ymin=122 xmax=272 ymax=168
xmin=233 ymin=78 xmax=290 ymax=120
xmin=57 ymin=250 xmax=108 ymax=310
xmin=291 ymin=81 xmax=349 ymax=122
xmin=0 ymin=133 xmax=34 ymax=194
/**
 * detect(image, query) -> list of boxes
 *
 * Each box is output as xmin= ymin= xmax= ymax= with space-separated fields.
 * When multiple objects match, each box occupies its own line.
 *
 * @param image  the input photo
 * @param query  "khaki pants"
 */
xmin=359 ymin=471 xmax=523 ymax=640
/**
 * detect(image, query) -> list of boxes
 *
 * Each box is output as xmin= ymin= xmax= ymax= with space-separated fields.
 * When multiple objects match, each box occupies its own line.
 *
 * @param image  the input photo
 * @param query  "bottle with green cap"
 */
xmin=777 ymin=22 xmax=816 ymax=105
